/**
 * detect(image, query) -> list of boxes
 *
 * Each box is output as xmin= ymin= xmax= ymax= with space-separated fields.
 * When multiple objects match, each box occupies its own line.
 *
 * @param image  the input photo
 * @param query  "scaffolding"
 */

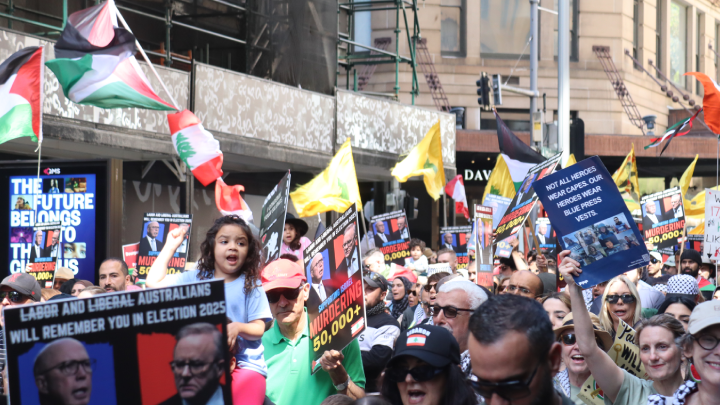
xmin=338 ymin=0 xmax=420 ymax=104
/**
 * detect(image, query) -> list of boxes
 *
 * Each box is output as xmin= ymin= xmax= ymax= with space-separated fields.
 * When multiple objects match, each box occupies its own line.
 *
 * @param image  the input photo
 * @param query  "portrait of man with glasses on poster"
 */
xmin=33 ymin=337 xmax=95 ymax=405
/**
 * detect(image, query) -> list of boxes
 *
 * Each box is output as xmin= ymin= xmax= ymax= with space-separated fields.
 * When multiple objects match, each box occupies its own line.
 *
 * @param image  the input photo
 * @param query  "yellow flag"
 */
xmin=689 ymin=221 xmax=704 ymax=235
xmin=685 ymin=185 xmax=720 ymax=220
xmin=391 ymin=121 xmax=446 ymax=200
xmin=481 ymin=154 xmax=516 ymax=204
xmin=612 ymin=144 xmax=640 ymax=199
xmin=679 ymin=154 xmax=698 ymax=199
xmin=290 ymin=138 xmax=361 ymax=217
xmin=564 ymin=154 xmax=577 ymax=168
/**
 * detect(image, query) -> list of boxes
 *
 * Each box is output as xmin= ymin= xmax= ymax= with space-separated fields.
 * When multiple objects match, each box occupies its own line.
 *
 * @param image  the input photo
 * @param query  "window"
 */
xmin=353 ymin=11 xmax=372 ymax=52
xmin=441 ymin=0 xmax=465 ymax=56
xmin=656 ymin=0 xmax=663 ymax=78
xmin=552 ymin=0 xmax=579 ymax=61
xmin=480 ymin=0 xmax=531 ymax=58
xmin=633 ymin=0 xmax=640 ymax=61
xmin=669 ymin=1 xmax=687 ymax=86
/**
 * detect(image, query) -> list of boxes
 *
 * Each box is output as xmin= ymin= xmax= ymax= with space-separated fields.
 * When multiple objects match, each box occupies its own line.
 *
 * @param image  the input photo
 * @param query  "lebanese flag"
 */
xmin=445 ymin=175 xmax=470 ymax=219
xmin=0 ymin=47 xmax=44 ymax=145
xmin=686 ymin=72 xmax=720 ymax=133
xmin=45 ymin=0 xmax=175 ymax=111
xmin=167 ymin=110 xmax=224 ymax=186
xmin=215 ymin=177 xmax=254 ymax=224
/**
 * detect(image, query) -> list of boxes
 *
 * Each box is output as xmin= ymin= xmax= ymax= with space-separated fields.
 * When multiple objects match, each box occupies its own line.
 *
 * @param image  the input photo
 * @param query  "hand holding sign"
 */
xmin=558 ymin=250 xmax=582 ymax=284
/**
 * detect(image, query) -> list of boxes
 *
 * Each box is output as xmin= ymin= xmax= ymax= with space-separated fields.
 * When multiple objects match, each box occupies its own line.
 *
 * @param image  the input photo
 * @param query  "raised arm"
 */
xmin=146 ymin=227 xmax=186 ymax=288
xmin=558 ymin=250 xmax=626 ymax=402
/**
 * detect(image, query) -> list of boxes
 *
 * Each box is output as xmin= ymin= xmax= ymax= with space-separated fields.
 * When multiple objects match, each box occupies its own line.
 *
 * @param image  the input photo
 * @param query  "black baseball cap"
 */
xmin=388 ymin=325 xmax=460 ymax=368
xmin=364 ymin=272 xmax=388 ymax=292
xmin=1 ymin=273 xmax=41 ymax=302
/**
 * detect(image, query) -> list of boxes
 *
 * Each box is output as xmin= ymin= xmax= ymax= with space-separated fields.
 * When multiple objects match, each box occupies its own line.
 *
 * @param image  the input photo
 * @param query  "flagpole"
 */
xmin=113 ymin=5 xmax=181 ymax=111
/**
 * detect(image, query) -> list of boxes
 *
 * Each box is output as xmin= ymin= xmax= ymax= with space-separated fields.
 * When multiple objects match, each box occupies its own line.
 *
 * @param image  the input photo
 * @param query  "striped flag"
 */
xmin=215 ymin=177 xmax=253 ymax=224
xmin=645 ymin=109 xmax=701 ymax=155
xmin=0 ymin=47 xmax=44 ymax=145
xmin=445 ymin=175 xmax=469 ymax=219
xmin=167 ymin=110 xmax=223 ymax=186
xmin=45 ymin=0 xmax=175 ymax=110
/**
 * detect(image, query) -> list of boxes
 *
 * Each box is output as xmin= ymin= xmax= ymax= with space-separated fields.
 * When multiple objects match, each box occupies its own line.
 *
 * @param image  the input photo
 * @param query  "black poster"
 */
xmin=4 ymin=280 xmax=231 ymax=404
xmin=259 ymin=171 xmax=291 ymax=263
xmin=302 ymin=204 xmax=366 ymax=373
xmin=27 ymin=222 xmax=62 ymax=289
xmin=370 ymin=210 xmax=411 ymax=265
xmin=136 ymin=213 xmax=192 ymax=282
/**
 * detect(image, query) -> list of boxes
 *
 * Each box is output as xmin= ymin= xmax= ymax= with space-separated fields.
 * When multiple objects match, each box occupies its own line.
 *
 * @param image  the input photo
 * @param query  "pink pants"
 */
xmin=232 ymin=367 xmax=266 ymax=405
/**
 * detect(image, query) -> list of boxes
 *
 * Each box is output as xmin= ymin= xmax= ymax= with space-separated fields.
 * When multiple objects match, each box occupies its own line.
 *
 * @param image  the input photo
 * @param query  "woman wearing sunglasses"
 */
xmin=380 ymin=325 xmax=475 ymax=405
xmin=597 ymin=275 xmax=642 ymax=337
xmin=560 ymin=251 xmax=686 ymax=404
xmin=552 ymin=313 xmax=613 ymax=402
xmin=647 ymin=301 xmax=720 ymax=404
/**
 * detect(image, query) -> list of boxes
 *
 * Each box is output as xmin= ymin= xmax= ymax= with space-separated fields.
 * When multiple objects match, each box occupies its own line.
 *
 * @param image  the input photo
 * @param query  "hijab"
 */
xmin=391 ymin=276 xmax=413 ymax=319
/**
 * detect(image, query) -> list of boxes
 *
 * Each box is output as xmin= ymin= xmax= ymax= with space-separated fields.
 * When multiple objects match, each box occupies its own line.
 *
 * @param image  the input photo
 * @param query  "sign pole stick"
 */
xmin=679 ymin=219 xmax=686 ymax=256
xmin=527 ymin=215 xmax=541 ymax=258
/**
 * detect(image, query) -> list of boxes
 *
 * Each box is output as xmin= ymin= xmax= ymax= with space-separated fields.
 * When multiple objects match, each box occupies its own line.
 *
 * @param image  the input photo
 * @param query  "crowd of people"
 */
xmin=1 ymin=213 xmax=720 ymax=405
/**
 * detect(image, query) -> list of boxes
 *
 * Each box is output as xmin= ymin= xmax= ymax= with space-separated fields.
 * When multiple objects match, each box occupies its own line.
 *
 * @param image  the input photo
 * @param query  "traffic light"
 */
xmin=404 ymin=194 xmax=419 ymax=220
xmin=492 ymin=74 xmax=502 ymax=106
xmin=476 ymin=72 xmax=491 ymax=110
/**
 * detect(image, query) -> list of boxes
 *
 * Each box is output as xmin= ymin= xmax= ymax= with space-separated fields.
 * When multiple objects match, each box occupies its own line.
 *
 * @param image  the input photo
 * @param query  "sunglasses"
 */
xmin=605 ymin=294 xmax=635 ymax=304
xmin=0 ymin=291 xmax=28 ymax=303
xmin=650 ymin=258 xmax=660 ymax=264
xmin=423 ymin=283 xmax=438 ymax=292
xmin=409 ymin=290 xmax=417 ymax=297
xmin=430 ymin=304 xmax=474 ymax=319
xmin=385 ymin=365 xmax=444 ymax=383
xmin=559 ymin=333 xmax=605 ymax=351
xmin=469 ymin=363 xmax=539 ymax=401
xmin=266 ymin=286 xmax=303 ymax=304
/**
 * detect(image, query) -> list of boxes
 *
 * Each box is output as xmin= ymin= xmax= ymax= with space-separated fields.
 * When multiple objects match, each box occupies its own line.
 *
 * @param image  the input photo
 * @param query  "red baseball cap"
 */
xmin=261 ymin=259 xmax=306 ymax=291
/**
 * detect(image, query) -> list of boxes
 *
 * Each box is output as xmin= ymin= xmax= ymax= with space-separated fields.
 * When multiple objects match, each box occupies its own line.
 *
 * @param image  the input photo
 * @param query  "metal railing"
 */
xmin=0 ymin=0 xmax=67 ymax=34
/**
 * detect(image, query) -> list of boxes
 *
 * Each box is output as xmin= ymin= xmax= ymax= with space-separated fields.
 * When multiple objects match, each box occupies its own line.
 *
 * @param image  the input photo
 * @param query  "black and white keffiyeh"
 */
xmin=667 ymin=275 xmax=699 ymax=295
xmin=553 ymin=368 xmax=570 ymax=397
xmin=647 ymin=380 xmax=697 ymax=405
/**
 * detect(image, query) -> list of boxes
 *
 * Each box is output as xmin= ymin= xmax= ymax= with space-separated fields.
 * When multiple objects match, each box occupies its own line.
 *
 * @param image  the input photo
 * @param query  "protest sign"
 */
xmin=303 ymin=204 xmax=365 ymax=373
xmin=9 ymin=175 xmax=97 ymax=281
xmin=577 ymin=320 xmax=648 ymax=405
xmin=534 ymin=217 xmax=557 ymax=252
xmin=26 ymin=222 xmax=62 ymax=288
xmin=4 ymin=279 xmax=231 ymax=405
xmin=259 ymin=171 xmax=290 ymax=263
xmin=122 ymin=243 xmax=139 ymax=277
xmin=370 ymin=210 xmax=411 ymax=265
xmin=495 ymin=235 xmax=516 ymax=258
xmin=686 ymin=234 xmax=704 ymax=252
xmin=136 ymin=213 xmax=192 ymax=283
xmin=474 ymin=206 xmax=494 ymax=291
xmin=534 ymin=156 xmax=649 ymax=288
xmin=483 ymin=193 xmax=512 ymax=228
xmin=494 ymin=153 xmax=563 ymax=243
xmin=427 ymin=263 xmax=452 ymax=276
xmin=640 ymin=187 xmax=686 ymax=250
xmin=439 ymin=226 xmax=472 ymax=269
xmin=705 ymin=189 xmax=720 ymax=260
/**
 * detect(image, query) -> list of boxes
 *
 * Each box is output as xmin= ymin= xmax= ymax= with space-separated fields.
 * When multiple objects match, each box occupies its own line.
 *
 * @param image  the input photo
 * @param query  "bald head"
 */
xmin=507 ymin=270 xmax=544 ymax=299
xmin=34 ymin=338 xmax=92 ymax=405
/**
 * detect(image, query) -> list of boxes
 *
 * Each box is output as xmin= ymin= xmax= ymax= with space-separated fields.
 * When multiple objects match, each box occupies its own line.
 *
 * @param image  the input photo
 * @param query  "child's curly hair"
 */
xmin=196 ymin=216 xmax=263 ymax=294
xmin=409 ymin=238 xmax=426 ymax=251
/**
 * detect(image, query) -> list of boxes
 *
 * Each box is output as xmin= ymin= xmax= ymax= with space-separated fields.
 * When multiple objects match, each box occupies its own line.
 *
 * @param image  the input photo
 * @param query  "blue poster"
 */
xmin=533 ymin=156 xmax=649 ymax=288
xmin=9 ymin=175 xmax=96 ymax=282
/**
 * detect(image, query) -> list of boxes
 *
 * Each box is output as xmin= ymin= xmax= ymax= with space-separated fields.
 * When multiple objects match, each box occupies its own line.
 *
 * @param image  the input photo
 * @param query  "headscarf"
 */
xmin=58 ymin=279 xmax=78 ymax=295
xmin=390 ymin=276 xmax=413 ymax=319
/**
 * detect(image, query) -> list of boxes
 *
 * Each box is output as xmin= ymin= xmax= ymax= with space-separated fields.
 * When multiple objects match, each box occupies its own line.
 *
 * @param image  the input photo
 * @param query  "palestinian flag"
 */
xmin=645 ymin=108 xmax=701 ymax=155
xmin=167 ymin=110 xmax=223 ymax=186
xmin=482 ymin=111 xmax=545 ymax=203
xmin=45 ymin=0 xmax=175 ymax=110
xmin=0 ymin=47 xmax=44 ymax=145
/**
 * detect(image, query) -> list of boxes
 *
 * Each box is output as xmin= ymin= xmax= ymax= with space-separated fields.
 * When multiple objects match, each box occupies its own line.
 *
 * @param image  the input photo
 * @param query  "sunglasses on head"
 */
xmin=559 ymin=333 xmax=605 ymax=350
xmin=266 ymin=286 xmax=303 ymax=304
xmin=605 ymin=294 xmax=635 ymax=304
xmin=469 ymin=363 xmax=539 ymax=401
xmin=0 ymin=291 xmax=28 ymax=303
xmin=385 ymin=365 xmax=444 ymax=383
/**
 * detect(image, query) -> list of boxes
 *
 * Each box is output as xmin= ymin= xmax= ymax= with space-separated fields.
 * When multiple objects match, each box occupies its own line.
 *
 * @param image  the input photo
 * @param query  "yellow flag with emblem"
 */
xmin=481 ymin=154 xmax=516 ymax=203
xmin=391 ymin=121 xmax=446 ymax=200
xmin=679 ymin=154 xmax=698 ymax=199
xmin=564 ymin=153 xmax=577 ymax=168
xmin=290 ymin=138 xmax=362 ymax=217
xmin=612 ymin=145 xmax=641 ymax=213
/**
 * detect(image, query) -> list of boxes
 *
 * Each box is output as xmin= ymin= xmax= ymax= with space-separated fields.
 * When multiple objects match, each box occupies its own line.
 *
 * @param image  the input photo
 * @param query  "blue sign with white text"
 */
xmin=9 ymin=175 xmax=96 ymax=282
xmin=533 ymin=156 xmax=649 ymax=287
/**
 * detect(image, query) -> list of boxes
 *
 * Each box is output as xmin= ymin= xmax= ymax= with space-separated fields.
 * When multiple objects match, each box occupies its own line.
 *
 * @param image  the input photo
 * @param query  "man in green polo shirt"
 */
xmin=261 ymin=259 xmax=366 ymax=405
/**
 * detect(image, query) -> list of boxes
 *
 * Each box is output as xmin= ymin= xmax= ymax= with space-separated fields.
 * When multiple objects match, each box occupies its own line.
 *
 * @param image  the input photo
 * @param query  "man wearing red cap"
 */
xmin=261 ymin=259 xmax=365 ymax=405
